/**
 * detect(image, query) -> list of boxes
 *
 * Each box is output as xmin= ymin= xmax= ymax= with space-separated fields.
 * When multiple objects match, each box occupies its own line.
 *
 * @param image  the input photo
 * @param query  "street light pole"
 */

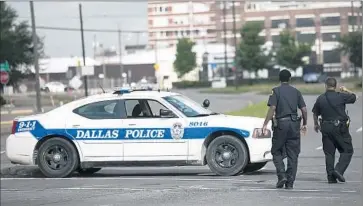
xmin=79 ymin=3 xmax=88 ymax=97
xmin=29 ymin=1 xmax=42 ymax=113
xmin=232 ymin=1 xmax=238 ymax=89
xmin=223 ymin=1 xmax=228 ymax=78
xmin=117 ymin=25 xmax=124 ymax=84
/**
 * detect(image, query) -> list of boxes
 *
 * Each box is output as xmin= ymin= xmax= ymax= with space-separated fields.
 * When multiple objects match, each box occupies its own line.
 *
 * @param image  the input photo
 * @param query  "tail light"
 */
xmin=252 ymin=128 xmax=271 ymax=139
xmin=11 ymin=120 xmax=18 ymax=134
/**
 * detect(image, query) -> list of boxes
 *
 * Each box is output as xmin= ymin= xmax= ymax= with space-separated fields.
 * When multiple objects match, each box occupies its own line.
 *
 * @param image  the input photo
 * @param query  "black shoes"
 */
xmin=332 ymin=170 xmax=345 ymax=182
xmin=276 ymin=177 xmax=287 ymax=188
xmin=285 ymin=184 xmax=293 ymax=189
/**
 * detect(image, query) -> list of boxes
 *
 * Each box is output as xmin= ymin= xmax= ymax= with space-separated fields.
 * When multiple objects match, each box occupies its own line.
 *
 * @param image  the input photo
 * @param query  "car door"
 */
xmin=65 ymin=99 xmax=125 ymax=161
xmin=122 ymin=98 xmax=188 ymax=161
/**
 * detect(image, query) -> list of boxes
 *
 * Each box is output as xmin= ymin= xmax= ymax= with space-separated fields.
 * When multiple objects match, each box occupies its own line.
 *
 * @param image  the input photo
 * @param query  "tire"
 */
xmin=77 ymin=168 xmax=102 ymax=175
xmin=242 ymin=162 xmax=267 ymax=174
xmin=206 ymin=135 xmax=249 ymax=176
xmin=37 ymin=137 xmax=79 ymax=178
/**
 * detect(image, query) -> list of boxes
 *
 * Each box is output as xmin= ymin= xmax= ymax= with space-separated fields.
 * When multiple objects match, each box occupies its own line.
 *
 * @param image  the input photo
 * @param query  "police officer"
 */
xmin=312 ymin=77 xmax=357 ymax=183
xmin=262 ymin=69 xmax=308 ymax=189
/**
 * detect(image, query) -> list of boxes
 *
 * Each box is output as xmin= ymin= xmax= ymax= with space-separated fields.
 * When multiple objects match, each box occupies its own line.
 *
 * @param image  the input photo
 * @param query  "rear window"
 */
xmin=73 ymin=100 xmax=121 ymax=119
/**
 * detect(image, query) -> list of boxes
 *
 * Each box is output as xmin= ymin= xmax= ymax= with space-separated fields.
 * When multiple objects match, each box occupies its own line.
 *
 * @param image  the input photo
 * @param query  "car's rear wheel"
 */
xmin=77 ymin=168 xmax=102 ymax=175
xmin=242 ymin=162 xmax=268 ymax=173
xmin=37 ymin=137 xmax=79 ymax=178
xmin=206 ymin=135 xmax=249 ymax=176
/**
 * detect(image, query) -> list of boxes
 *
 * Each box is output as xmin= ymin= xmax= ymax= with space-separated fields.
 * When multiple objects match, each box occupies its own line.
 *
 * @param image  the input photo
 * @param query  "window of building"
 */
xmin=321 ymin=16 xmax=340 ymax=26
xmin=295 ymin=18 xmax=315 ymax=27
xmin=296 ymin=32 xmax=316 ymax=44
xmin=73 ymin=100 xmax=121 ymax=119
xmin=271 ymin=19 xmax=289 ymax=29
xmin=323 ymin=50 xmax=341 ymax=64
xmin=348 ymin=16 xmax=357 ymax=25
xmin=322 ymin=32 xmax=340 ymax=42
xmin=159 ymin=7 xmax=162 ymax=12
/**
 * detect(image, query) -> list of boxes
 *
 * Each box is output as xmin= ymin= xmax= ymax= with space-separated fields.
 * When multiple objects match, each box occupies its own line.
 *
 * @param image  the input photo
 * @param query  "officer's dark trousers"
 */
xmin=271 ymin=119 xmax=301 ymax=185
xmin=321 ymin=122 xmax=354 ymax=179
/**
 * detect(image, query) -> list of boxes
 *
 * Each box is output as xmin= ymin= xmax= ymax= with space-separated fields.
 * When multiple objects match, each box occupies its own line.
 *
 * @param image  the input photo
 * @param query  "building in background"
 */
xmin=148 ymin=1 xmax=362 ymax=76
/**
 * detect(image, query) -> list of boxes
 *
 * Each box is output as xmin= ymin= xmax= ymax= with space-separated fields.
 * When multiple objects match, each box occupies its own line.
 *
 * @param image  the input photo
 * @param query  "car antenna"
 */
xmin=98 ymin=82 xmax=105 ymax=93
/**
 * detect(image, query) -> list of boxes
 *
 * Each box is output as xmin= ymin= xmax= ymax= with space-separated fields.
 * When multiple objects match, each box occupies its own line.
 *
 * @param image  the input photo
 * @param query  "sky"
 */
xmin=8 ymin=1 xmax=148 ymax=58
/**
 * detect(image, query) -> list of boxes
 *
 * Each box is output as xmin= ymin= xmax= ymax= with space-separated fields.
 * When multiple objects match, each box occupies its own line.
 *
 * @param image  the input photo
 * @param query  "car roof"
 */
xmin=50 ymin=90 xmax=180 ymax=112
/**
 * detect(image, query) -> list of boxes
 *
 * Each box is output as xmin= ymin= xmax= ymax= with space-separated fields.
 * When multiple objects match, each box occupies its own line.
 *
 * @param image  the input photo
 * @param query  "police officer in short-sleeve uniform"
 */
xmin=262 ymin=69 xmax=308 ymax=189
xmin=312 ymin=77 xmax=357 ymax=184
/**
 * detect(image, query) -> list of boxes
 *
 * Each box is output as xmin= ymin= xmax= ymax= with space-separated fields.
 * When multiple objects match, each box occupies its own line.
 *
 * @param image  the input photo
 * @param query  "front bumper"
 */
xmin=6 ymin=134 xmax=37 ymax=165
xmin=246 ymin=138 xmax=273 ymax=163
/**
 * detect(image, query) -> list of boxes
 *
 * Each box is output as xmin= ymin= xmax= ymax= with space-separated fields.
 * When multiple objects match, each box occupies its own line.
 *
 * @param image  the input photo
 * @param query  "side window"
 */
xmin=147 ymin=100 xmax=168 ymax=117
xmin=125 ymin=99 xmax=144 ymax=117
xmin=73 ymin=100 xmax=120 ymax=119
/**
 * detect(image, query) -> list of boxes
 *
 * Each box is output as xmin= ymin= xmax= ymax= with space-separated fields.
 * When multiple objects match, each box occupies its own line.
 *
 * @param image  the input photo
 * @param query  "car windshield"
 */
xmin=163 ymin=94 xmax=217 ymax=117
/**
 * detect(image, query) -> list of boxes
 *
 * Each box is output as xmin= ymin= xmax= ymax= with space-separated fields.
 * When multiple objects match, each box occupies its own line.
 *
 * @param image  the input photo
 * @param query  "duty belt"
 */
xmin=322 ymin=119 xmax=346 ymax=126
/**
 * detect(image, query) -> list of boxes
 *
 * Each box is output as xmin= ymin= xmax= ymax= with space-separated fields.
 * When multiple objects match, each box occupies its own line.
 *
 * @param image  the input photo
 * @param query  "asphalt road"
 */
xmin=0 ymin=92 xmax=362 ymax=206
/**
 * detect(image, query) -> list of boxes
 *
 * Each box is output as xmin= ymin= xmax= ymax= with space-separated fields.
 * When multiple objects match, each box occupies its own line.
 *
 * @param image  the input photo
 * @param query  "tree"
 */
xmin=0 ymin=2 xmax=44 ymax=90
xmin=337 ymin=31 xmax=362 ymax=69
xmin=236 ymin=21 xmax=271 ymax=79
xmin=173 ymin=38 xmax=197 ymax=78
xmin=275 ymin=30 xmax=311 ymax=71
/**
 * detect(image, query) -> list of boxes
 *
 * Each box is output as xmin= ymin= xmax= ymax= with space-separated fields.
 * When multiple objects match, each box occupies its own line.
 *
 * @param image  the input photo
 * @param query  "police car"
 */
xmin=6 ymin=88 xmax=272 ymax=178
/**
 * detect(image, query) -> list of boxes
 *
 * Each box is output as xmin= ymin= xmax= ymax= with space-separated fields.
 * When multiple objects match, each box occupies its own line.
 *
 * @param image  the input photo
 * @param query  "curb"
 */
xmin=0 ymin=110 xmax=34 ymax=115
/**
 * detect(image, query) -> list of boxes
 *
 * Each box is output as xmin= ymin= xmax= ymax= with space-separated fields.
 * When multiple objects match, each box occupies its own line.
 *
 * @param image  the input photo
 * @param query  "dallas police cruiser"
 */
xmin=6 ymin=88 xmax=272 ymax=178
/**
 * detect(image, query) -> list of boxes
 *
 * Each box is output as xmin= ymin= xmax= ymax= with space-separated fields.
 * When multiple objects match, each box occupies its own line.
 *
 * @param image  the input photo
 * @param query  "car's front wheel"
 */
xmin=37 ymin=137 xmax=79 ymax=178
xmin=206 ymin=135 xmax=249 ymax=176
xmin=77 ymin=168 xmax=102 ymax=175
xmin=242 ymin=162 xmax=267 ymax=173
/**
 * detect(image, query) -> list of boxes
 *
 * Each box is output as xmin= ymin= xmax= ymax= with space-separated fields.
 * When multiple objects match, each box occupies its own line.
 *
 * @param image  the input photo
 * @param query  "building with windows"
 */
xmin=148 ymin=1 xmax=362 ymax=75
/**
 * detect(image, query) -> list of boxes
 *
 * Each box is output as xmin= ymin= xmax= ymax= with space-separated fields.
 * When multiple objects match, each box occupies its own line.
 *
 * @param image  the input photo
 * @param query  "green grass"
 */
xmin=226 ymin=101 xmax=268 ymax=118
xmin=200 ymin=83 xmax=359 ymax=95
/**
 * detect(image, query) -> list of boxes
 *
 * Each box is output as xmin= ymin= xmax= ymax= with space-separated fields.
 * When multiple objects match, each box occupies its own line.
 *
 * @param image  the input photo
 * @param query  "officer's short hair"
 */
xmin=279 ymin=69 xmax=291 ymax=82
xmin=325 ymin=77 xmax=337 ymax=88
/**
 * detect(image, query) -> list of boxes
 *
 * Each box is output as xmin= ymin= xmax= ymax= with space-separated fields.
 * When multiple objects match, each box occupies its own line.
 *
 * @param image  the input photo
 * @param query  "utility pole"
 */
xmin=79 ymin=3 xmax=88 ymax=97
xmin=117 ymin=25 xmax=124 ymax=84
xmin=223 ymin=1 xmax=228 ymax=78
xmin=232 ymin=1 xmax=238 ymax=89
xmin=351 ymin=1 xmax=355 ymax=32
xmin=30 ymin=1 xmax=42 ymax=113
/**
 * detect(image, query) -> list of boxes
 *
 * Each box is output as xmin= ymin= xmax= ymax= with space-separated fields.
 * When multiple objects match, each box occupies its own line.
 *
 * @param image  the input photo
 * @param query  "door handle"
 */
xmin=128 ymin=124 xmax=136 ymax=126
xmin=72 ymin=124 xmax=80 ymax=128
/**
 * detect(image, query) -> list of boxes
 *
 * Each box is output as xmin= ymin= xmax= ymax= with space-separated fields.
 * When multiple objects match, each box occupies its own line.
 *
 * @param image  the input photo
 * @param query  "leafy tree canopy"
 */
xmin=337 ymin=31 xmax=362 ymax=68
xmin=236 ymin=21 xmax=271 ymax=75
xmin=0 ymin=2 xmax=44 ymax=88
xmin=173 ymin=38 xmax=197 ymax=78
xmin=275 ymin=30 xmax=311 ymax=71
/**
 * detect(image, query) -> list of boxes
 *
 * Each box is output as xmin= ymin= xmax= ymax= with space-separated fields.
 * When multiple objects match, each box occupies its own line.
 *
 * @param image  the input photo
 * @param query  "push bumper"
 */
xmin=6 ymin=134 xmax=37 ymax=165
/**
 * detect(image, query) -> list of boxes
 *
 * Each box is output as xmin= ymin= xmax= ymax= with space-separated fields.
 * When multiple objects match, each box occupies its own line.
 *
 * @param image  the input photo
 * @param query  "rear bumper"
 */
xmin=6 ymin=134 xmax=37 ymax=165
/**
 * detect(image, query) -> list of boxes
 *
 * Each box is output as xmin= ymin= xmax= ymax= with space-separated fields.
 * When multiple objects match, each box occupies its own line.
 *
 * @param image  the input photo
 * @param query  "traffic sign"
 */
xmin=0 ymin=61 xmax=10 ymax=72
xmin=0 ymin=71 xmax=10 ymax=85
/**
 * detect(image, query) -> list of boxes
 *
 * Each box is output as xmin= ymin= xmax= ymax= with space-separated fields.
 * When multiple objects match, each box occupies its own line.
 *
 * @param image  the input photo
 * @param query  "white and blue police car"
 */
xmin=6 ymin=88 xmax=272 ymax=178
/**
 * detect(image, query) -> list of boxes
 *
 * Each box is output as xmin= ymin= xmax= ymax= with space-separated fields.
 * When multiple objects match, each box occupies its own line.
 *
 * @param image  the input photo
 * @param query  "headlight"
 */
xmin=252 ymin=128 xmax=271 ymax=139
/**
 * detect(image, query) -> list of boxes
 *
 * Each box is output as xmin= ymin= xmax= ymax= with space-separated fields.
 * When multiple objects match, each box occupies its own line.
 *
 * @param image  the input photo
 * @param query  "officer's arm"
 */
xmin=340 ymin=88 xmax=357 ymax=104
xmin=297 ymin=91 xmax=308 ymax=126
xmin=263 ymin=89 xmax=277 ymax=126
xmin=312 ymin=99 xmax=321 ymax=127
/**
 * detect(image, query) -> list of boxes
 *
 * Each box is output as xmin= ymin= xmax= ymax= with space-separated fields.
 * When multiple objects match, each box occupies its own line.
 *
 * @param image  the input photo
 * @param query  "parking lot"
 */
xmin=0 ymin=91 xmax=362 ymax=206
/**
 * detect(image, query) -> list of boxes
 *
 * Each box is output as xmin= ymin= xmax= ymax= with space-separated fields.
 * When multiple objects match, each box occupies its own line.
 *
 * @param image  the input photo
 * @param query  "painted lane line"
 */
xmin=316 ymin=146 xmax=323 ymax=150
xmin=356 ymin=127 xmax=362 ymax=133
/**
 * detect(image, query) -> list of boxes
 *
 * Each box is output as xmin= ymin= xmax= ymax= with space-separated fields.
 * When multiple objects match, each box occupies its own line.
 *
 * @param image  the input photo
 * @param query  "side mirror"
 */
xmin=202 ymin=99 xmax=210 ymax=108
xmin=160 ymin=109 xmax=174 ymax=118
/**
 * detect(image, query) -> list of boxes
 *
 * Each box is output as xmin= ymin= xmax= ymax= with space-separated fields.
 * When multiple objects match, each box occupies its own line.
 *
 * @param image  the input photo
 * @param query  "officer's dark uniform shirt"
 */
xmin=267 ymin=83 xmax=306 ymax=118
xmin=312 ymin=91 xmax=356 ymax=121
